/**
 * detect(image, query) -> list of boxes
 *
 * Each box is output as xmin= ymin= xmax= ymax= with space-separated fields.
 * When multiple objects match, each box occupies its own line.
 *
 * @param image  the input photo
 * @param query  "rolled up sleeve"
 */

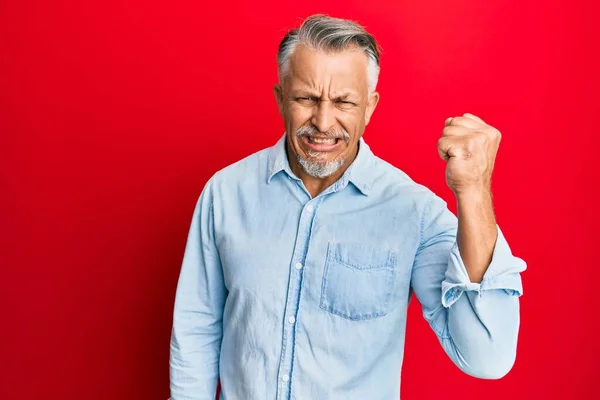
xmin=441 ymin=225 xmax=526 ymax=308
xmin=411 ymin=194 xmax=527 ymax=380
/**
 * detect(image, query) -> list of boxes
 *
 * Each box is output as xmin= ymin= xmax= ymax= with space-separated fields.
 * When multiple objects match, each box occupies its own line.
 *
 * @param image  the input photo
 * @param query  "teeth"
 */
xmin=309 ymin=137 xmax=336 ymax=144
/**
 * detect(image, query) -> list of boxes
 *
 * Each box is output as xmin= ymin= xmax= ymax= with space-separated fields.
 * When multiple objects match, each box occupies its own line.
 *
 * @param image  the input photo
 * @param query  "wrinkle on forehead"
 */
xmin=285 ymin=44 xmax=369 ymax=99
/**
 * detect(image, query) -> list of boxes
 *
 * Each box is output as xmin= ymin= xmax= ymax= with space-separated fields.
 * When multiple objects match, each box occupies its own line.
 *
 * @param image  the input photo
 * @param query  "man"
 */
xmin=169 ymin=14 xmax=526 ymax=400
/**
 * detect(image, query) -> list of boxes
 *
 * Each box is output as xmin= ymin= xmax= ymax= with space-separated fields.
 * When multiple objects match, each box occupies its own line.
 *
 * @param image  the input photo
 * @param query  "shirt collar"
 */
xmin=267 ymin=133 xmax=375 ymax=196
xmin=266 ymin=134 xmax=289 ymax=183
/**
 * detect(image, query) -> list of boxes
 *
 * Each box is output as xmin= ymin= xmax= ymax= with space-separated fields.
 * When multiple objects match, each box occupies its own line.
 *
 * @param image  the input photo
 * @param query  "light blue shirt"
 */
xmin=169 ymin=134 xmax=526 ymax=400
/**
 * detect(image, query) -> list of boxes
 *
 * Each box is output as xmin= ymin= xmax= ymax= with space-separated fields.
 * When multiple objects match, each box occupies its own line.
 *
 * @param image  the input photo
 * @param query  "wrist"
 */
xmin=454 ymin=185 xmax=492 ymax=202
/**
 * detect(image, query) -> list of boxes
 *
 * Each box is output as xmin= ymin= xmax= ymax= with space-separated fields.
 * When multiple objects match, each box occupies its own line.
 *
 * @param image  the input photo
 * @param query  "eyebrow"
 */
xmin=290 ymin=89 xmax=359 ymax=100
xmin=334 ymin=92 xmax=356 ymax=100
xmin=290 ymin=89 xmax=319 ymax=97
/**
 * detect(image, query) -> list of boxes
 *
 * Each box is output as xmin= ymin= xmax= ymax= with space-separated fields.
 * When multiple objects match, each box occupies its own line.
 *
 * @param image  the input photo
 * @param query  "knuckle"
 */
xmin=485 ymin=127 xmax=500 ymax=138
xmin=466 ymin=140 xmax=476 ymax=153
xmin=475 ymin=132 xmax=487 ymax=145
xmin=451 ymin=116 xmax=463 ymax=125
xmin=449 ymin=116 xmax=463 ymax=126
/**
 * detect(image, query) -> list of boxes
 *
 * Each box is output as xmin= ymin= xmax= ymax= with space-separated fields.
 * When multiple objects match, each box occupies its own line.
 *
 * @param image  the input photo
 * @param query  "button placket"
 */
xmin=276 ymin=197 xmax=325 ymax=400
xmin=275 ymin=199 xmax=322 ymax=400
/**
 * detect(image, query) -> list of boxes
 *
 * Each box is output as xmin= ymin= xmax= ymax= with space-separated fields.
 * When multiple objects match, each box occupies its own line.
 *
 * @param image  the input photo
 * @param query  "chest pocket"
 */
xmin=320 ymin=242 xmax=398 ymax=321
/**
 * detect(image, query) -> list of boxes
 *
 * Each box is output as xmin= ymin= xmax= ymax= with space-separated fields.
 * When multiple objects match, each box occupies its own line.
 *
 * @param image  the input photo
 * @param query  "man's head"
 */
xmin=274 ymin=15 xmax=381 ymax=179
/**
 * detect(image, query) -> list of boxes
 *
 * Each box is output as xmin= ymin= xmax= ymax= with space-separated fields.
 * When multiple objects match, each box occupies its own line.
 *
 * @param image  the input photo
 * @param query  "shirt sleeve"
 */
xmin=410 ymin=193 xmax=527 ymax=379
xmin=169 ymin=179 xmax=227 ymax=400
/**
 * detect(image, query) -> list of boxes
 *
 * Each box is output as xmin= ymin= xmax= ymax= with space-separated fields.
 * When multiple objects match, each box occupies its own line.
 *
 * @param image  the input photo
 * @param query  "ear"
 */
xmin=364 ymin=91 xmax=380 ymax=126
xmin=273 ymin=84 xmax=284 ymax=117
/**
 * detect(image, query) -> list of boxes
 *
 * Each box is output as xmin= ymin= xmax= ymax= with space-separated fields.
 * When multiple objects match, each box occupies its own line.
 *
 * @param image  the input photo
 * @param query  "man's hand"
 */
xmin=438 ymin=113 xmax=501 ymax=196
xmin=438 ymin=112 xmax=501 ymax=283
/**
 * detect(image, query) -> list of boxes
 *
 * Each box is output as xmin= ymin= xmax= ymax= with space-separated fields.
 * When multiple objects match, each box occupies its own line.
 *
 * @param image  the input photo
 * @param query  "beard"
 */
xmin=293 ymin=125 xmax=351 ymax=179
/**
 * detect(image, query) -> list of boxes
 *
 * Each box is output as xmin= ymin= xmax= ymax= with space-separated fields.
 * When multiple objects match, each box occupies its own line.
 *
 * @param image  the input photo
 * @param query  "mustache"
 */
xmin=295 ymin=125 xmax=350 ymax=141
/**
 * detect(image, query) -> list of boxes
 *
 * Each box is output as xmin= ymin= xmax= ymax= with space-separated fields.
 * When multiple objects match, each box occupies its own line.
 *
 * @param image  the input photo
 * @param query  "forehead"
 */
xmin=286 ymin=44 xmax=369 ymax=91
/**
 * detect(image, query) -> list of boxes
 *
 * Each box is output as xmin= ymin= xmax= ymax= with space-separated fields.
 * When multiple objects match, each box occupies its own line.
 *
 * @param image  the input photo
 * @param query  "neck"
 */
xmin=286 ymin=142 xmax=358 ymax=198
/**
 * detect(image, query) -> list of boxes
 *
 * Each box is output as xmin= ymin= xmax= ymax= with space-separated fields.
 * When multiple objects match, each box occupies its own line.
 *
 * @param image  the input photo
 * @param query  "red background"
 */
xmin=2 ymin=1 xmax=599 ymax=399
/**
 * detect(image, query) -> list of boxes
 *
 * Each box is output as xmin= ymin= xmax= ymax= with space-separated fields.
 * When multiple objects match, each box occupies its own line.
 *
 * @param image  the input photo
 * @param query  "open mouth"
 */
xmin=308 ymin=137 xmax=338 ymax=145
xmin=301 ymin=135 xmax=342 ymax=151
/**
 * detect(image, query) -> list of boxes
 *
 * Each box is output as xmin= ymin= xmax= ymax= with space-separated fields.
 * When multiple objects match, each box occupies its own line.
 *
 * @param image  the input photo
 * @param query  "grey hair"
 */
xmin=277 ymin=14 xmax=381 ymax=94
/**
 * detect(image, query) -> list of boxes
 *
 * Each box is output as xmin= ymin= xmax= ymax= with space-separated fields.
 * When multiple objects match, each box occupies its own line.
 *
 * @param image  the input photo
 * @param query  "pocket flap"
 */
xmin=328 ymin=243 xmax=397 ymax=270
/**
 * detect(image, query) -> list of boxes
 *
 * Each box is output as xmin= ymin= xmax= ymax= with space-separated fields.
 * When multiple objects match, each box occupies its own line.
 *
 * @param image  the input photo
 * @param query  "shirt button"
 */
xmin=295 ymin=262 xmax=303 ymax=270
xmin=288 ymin=316 xmax=296 ymax=324
xmin=282 ymin=374 xmax=289 ymax=382
xmin=306 ymin=204 xmax=314 ymax=213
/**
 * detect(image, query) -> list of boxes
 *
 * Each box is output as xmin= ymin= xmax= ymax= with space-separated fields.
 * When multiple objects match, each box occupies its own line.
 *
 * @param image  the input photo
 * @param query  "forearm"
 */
xmin=456 ymin=188 xmax=498 ymax=283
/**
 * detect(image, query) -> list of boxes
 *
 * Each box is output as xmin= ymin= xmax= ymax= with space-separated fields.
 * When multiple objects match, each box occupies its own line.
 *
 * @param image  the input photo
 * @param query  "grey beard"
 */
xmin=296 ymin=152 xmax=346 ymax=179
xmin=293 ymin=126 xmax=350 ymax=178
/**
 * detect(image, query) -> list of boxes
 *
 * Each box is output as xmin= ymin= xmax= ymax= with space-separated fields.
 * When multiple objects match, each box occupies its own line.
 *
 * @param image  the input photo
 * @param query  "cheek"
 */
xmin=286 ymin=105 xmax=312 ymax=124
xmin=339 ymin=113 xmax=364 ymax=136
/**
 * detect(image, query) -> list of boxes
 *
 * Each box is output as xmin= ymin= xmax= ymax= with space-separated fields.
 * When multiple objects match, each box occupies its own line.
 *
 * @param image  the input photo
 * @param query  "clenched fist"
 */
xmin=438 ymin=113 xmax=501 ymax=195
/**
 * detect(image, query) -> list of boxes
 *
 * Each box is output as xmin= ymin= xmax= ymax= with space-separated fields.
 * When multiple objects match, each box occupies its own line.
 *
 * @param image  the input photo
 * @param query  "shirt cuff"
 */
xmin=441 ymin=225 xmax=527 ymax=308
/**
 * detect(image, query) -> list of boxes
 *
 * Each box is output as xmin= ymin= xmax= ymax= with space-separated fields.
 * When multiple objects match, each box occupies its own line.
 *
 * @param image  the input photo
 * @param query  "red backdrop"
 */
xmin=2 ymin=1 xmax=599 ymax=399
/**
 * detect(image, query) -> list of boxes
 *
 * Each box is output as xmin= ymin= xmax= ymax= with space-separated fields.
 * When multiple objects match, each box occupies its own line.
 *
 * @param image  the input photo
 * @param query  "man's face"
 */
xmin=274 ymin=44 xmax=379 ymax=178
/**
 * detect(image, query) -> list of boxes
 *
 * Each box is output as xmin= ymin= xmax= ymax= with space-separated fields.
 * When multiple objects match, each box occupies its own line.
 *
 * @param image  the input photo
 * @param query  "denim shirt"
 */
xmin=169 ymin=134 xmax=527 ymax=400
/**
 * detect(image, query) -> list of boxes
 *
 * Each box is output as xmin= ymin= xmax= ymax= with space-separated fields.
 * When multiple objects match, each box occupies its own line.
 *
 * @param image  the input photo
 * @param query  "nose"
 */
xmin=311 ymin=101 xmax=336 ymax=134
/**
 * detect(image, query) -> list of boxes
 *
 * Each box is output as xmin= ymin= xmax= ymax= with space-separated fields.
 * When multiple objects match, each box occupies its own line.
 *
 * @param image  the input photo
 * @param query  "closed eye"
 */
xmin=334 ymin=99 xmax=357 ymax=107
xmin=295 ymin=97 xmax=319 ymax=105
